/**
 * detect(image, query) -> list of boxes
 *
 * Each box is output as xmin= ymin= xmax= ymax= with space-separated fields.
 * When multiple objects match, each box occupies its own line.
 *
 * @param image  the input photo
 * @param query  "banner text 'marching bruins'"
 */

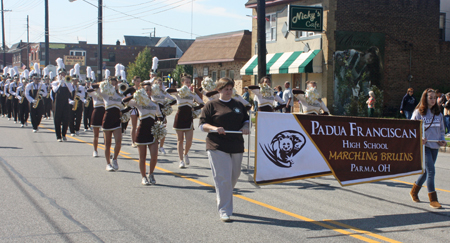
xmin=328 ymin=151 xmax=414 ymax=162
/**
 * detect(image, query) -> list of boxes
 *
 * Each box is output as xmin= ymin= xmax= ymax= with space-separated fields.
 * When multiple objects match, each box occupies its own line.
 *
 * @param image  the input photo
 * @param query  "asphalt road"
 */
xmin=1 ymin=113 xmax=449 ymax=243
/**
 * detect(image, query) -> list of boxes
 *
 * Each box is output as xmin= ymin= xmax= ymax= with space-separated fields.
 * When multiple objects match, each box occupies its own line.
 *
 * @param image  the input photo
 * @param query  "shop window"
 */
xmin=220 ymin=70 xmax=226 ymax=78
xmin=266 ymin=13 xmax=277 ymax=42
xmin=229 ymin=70 xmax=235 ymax=80
xmin=109 ymin=52 xmax=116 ymax=62
xmin=211 ymin=71 xmax=217 ymax=81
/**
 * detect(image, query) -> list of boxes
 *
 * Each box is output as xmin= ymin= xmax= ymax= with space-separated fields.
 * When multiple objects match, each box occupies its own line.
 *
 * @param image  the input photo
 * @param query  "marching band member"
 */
xmin=8 ymin=69 xmax=20 ymax=123
xmin=248 ymin=76 xmax=285 ymax=112
xmin=122 ymin=83 xmax=163 ymax=185
xmin=117 ymin=66 xmax=130 ymax=135
xmin=129 ymin=76 xmax=142 ymax=147
xmin=52 ymin=57 xmax=74 ymax=142
xmin=68 ymin=64 xmax=85 ymax=136
xmin=0 ymin=66 xmax=9 ymax=117
xmin=16 ymin=70 xmax=30 ymax=127
xmin=42 ymin=67 xmax=53 ymax=119
xmin=89 ymin=69 xmax=105 ymax=158
xmin=4 ymin=69 xmax=13 ymax=120
xmin=166 ymin=74 xmax=204 ymax=168
xmin=293 ymin=80 xmax=330 ymax=115
xmin=25 ymin=69 xmax=48 ymax=133
xmin=89 ymin=75 xmax=124 ymax=171
xmin=83 ymin=67 xmax=94 ymax=132
xmin=151 ymin=77 xmax=176 ymax=154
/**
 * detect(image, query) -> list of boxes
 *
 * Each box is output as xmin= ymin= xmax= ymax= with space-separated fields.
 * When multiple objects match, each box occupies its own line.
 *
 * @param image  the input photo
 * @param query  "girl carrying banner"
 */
xmin=248 ymin=76 xmax=285 ymax=112
xmin=409 ymin=88 xmax=447 ymax=209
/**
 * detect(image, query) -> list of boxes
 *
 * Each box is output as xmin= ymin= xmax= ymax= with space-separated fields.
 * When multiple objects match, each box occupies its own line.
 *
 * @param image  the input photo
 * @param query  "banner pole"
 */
xmin=422 ymin=124 xmax=425 ymax=169
xmin=247 ymin=110 xmax=252 ymax=172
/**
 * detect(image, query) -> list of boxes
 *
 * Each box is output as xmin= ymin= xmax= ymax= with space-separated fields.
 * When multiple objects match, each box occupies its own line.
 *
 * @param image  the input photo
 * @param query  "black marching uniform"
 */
xmin=16 ymin=84 xmax=29 ymax=126
xmin=0 ymin=80 xmax=7 ymax=116
xmin=25 ymin=82 xmax=48 ymax=131
xmin=52 ymin=79 xmax=74 ymax=140
xmin=69 ymin=84 xmax=85 ymax=134
xmin=5 ymin=81 xmax=12 ymax=119
xmin=43 ymin=82 xmax=53 ymax=118
xmin=9 ymin=81 xmax=20 ymax=122
xmin=83 ymin=85 xmax=93 ymax=130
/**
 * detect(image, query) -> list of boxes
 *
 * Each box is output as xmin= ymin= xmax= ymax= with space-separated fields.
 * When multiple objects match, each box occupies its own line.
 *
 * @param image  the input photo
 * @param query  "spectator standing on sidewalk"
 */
xmin=400 ymin=88 xmax=418 ymax=119
xmin=282 ymin=81 xmax=293 ymax=113
xmin=444 ymin=92 xmax=450 ymax=136
xmin=276 ymin=86 xmax=283 ymax=113
xmin=366 ymin=91 xmax=376 ymax=117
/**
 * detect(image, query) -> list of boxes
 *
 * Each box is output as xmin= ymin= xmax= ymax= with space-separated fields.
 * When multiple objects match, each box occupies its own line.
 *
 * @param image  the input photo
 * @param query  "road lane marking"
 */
xmin=324 ymin=220 xmax=402 ymax=243
xmin=389 ymin=179 xmax=450 ymax=193
xmin=39 ymin=125 xmax=399 ymax=243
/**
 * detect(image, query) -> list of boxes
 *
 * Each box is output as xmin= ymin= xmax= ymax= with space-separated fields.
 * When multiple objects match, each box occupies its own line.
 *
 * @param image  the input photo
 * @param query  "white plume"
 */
xmin=91 ymin=71 xmax=96 ymax=81
xmin=2 ymin=66 xmax=8 ymax=76
xmin=114 ymin=63 xmax=121 ymax=77
xmin=34 ymin=63 xmax=40 ymax=76
xmin=104 ymin=69 xmax=110 ymax=80
xmin=120 ymin=70 xmax=126 ymax=82
xmin=56 ymin=57 xmax=65 ymax=72
xmin=74 ymin=63 xmax=81 ymax=77
xmin=13 ymin=66 xmax=19 ymax=76
xmin=23 ymin=69 xmax=30 ymax=80
xmin=69 ymin=68 xmax=74 ymax=77
xmin=43 ymin=67 xmax=49 ymax=77
xmin=86 ymin=66 xmax=92 ymax=79
xmin=152 ymin=56 xmax=159 ymax=71
xmin=49 ymin=71 xmax=54 ymax=80
xmin=29 ymin=69 xmax=35 ymax=77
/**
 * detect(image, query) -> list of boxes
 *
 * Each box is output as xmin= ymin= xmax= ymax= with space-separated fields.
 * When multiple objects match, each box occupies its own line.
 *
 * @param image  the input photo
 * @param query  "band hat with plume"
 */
xmin=86 ymin=66 xmax=92 ymax=81
xmin=114 ymin=63 xmax=122 ymax=78
xmin=56 ymin=57 xmax=66 ymax=74
xmin=13 ymin=66 xmax=20 ymax=77
xmin=43 ymin=66 xmax=49 ymax=78
xmin=9 ymin=67 xmax=16 ymax=79
xmin=29 ymin=69 xmax=35 ymax=78
xmin=151 ymin=56 xmax=159 ymax=73
xmin=120 ymin=69 xmax=127 ymax=82
xmin=49 ymin=71 xmax=54 ymax=81
xmin=69 ymin=68 xmax=75 ymax=78
xmin=91 ymin=70 xmax=96 ymax=81
xmin=2 ymin=66 xmax=9 ymax=78
xmin=72 ymin=63 xmax=81 ymax=79
xmin=31 ymin=63 xmax=40 ymax=77
xmin=23 ymin=69 xmax=30 ymax=82
xmin=104 ymin=69 xmax=110 ymax=80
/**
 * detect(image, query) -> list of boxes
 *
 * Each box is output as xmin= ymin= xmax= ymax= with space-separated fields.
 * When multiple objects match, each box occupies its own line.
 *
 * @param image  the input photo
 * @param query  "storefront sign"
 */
xmin=288 ymin=5 xmax=323 ymax=31
xmin=49 ymin=44 xmax=66 ymax=49
xmin=255 ymin=112 xmax=423 ymax=186
xmin=64 ymin=55 xmax=85 ymax=66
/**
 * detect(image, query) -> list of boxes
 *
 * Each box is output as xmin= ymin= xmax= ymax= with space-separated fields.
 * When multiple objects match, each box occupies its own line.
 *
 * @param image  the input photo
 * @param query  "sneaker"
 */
xmin=112 ymin=159 xmax=119 ymax=170
xmin=8 ymin=118 xmax=10 ymax=121
xmin=184 ymin=154 xmax=190 ymax=165
xmin=106 ymin=164 xmax=115 ymax=172
xmin=131 ymin=143 xmax=137 ymax=148
xmin=93 ymin=151 xmax=98 ymax=157
xmin=159 ymin=147 xmax=166 ymax=155
xmin=33 ymin=129 xmax=37 ymax=133
xmin=21 ymin=124 xmax=24 ymax=128
xmin=84 ymin=129 xmax=87 ymax=132
xmin=71 ymin=133 xmax=75 ymax=137
xmin=14 ymin=121 xmax=17 ymax=124
xmin=142 ymin=177 xmax=150 ymax=185
xmin=57 ymin=138 xmax=62 ymax=142
xmin=179 ymin=161 xmax=186 ymax=168
xmin=149 ymin=173 xmax=156 ymax=184
xmin=220 ymin=215 xmax=231 ymax=222
xmin=62 ymin=137 xmax=67 ymax=141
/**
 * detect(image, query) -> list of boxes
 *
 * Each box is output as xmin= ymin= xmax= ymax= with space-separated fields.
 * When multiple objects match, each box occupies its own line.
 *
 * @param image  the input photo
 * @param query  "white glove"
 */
xmin=17 ymin=97 xmax=22 ymax=101
xmin=31 ymin=99 xmax=36 ymax=104
xmin=69 ymin=100 xmax=75 ymax=105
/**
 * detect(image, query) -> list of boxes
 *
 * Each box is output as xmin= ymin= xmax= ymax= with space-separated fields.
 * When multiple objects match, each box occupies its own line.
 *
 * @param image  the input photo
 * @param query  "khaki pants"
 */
xmin=207 ymin=150 xmax=243 ymax=217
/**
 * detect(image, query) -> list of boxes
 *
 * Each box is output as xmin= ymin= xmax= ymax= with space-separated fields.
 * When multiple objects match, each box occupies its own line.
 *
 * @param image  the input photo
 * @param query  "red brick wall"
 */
xmin=335 ymin=0 xmax=447 ymax=115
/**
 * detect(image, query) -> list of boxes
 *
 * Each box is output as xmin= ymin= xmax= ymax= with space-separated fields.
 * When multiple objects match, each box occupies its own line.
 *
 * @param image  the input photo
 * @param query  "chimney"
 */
xmin=116 ymin=40 xmax=120 ymax=46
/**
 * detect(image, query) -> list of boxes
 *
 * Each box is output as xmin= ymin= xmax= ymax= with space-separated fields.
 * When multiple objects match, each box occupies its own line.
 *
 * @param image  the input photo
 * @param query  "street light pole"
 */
xmin=45 ymin=0 xmax=49 ymax=66
xmin=257 ymin=0 xmax=266 ymax=84
xmin=1 ymin=0 xmax=6 ymax=68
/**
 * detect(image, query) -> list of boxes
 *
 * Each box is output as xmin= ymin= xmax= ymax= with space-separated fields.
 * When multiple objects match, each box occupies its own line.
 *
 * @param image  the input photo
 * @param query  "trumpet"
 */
xmin=65 ymin=76 xmax=72 ymax=83
xmin=118 ymin=82 xmax=129 ymax=94
xmin=72 ymin=96 xmax=81 ymax=111
xmin=85 ymin=96 xmax=91 ymax=108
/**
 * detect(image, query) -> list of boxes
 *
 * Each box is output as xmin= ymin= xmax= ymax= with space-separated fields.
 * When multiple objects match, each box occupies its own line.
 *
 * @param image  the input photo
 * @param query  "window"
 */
xmin=203 ymin=67 xmax=209 ymax=76
xmin=70 ymin=50 xmax=86 ymax=56
xmin=193 ymin=68 xmax=198 ymax=78
xmin=266 ymin=13 xmax=277 ymax=41
xmin=440 ymin=13 xmax=446 ymax=40
xmin=229 ymin=70 xmax=235 ymax=80
xmin=211 ymin=71 xmax=217 ymax=81
xmin=220 ymin=70 xmax=226 ymax=78
xmin=109 ymin=52 xmax=116 ymax=62
xmin=295 ymin=31 xmax=316 ymax=39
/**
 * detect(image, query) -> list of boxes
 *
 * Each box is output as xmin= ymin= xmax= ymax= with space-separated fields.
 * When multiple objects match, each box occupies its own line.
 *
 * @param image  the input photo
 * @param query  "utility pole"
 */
xmin=1 ymin=0 xmax=11 ymax=69
xmin=45 ymin=0 xmax=49 ymax=66
xmin=27 ymin=15 xmax=29 ymax=69
xmin=256 ymin=0 xmax=266 ymax=85
xmin=98 ymin=0 xmax=102 ymax=81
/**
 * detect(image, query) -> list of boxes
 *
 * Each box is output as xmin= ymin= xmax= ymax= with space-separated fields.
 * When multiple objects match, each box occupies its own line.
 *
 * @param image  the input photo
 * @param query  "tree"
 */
xmin=127 ymin=47 xmax=153 ymax=83
xmin=171 ymin=64 xmax=193 ymax=86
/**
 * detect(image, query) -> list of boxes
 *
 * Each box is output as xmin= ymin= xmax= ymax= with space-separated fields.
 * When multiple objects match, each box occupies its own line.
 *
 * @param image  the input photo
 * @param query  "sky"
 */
xmin=3 ymin=0 xmax=253 ymax=47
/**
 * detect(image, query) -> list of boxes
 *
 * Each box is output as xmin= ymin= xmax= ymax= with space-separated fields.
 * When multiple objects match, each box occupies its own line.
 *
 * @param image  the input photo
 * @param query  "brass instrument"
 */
xmin=46 ymin=84 xmax=51 ymax=98
xmin=32 ymin=83 xmax=42 ymax=109
xmin=118 ymin=82 xmax=129 ymax=94
xmin=72 ymin=84 xmax=80 ymax=111
xmin=65 ymin=76 xmax=72 ymax=83
xmin=85 ymin=96 xmax=92 ymax=108
xmin=72 ymin=96 xmax=81 ymax=111
xmin=7 ymin=85 xmax=14 ymax=100
xmin=18 ymin=88 xmax=26 ymax=104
